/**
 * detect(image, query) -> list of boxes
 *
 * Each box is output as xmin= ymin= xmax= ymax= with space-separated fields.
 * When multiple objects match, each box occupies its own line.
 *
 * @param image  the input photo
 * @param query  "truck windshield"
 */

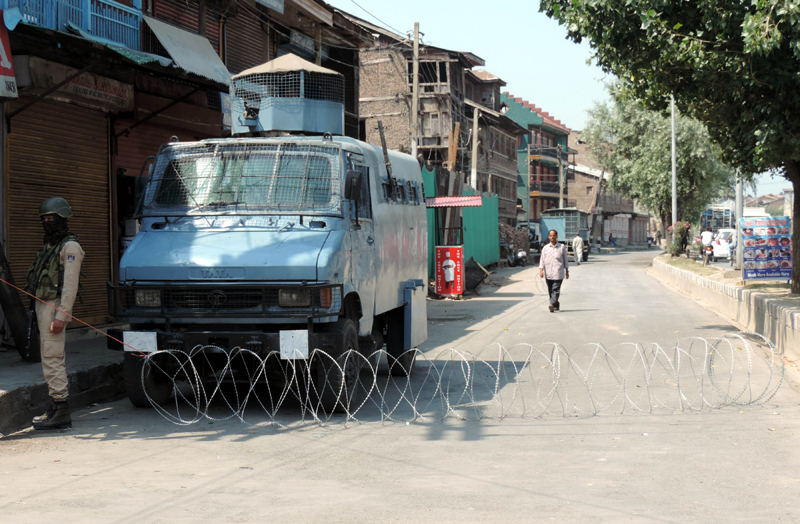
xmin=141 ymin=142 xmax=342 ymax=216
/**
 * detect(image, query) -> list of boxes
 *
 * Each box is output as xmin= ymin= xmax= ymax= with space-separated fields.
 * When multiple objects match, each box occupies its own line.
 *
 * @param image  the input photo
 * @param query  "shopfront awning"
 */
xmin=425 ymin=195 xmax=483 ymax=208
xmin=143 ymin=16 xmax=231 ymax=86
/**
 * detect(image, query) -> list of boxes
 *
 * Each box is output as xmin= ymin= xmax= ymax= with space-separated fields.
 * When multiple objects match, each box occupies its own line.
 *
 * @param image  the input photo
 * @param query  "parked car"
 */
xmin=713 ymin=228 xmax=736 ymax=261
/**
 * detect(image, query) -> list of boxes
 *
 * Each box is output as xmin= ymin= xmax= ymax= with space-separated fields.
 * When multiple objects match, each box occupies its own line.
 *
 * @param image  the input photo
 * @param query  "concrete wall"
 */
xmin=650 ymin=258 xmax=800 ymax=360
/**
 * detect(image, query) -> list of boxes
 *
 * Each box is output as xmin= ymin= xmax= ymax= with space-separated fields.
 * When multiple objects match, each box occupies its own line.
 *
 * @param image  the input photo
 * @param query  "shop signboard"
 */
xmin=0 ymin=10 xmax=18 ymax=99
xmin=741 ymin=216 xmax=792 ymax=281
xmin=435 ymin=245 xmax=463 ymax=296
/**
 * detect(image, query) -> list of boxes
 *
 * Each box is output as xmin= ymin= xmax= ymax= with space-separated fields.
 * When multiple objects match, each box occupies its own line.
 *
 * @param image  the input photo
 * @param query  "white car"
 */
xmin=713 ymin=229 xmax=736 ymax=261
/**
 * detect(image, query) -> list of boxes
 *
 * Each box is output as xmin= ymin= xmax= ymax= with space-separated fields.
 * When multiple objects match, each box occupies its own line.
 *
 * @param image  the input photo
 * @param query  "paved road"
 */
xmin=2 ymin=251 xmax=798 ymax=523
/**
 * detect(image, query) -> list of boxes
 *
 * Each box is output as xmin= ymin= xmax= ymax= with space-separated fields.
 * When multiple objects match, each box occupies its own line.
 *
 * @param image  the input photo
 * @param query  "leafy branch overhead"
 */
xmin=539 ymin=0 xmax=800 ymax=176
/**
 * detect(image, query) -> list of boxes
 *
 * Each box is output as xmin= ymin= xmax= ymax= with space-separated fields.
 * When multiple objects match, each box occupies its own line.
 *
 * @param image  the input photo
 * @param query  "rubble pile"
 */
xmin=499 ymin=222 xmax=530 ymax=253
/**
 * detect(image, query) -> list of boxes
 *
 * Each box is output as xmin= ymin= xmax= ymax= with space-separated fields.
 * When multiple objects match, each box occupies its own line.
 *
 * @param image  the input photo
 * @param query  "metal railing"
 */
xmin=529 ymin=145 xmax=570 ymax=164
xmin=1 ymin=0 xmax=141 ymax=50
xmin=531 ymin=180 xmax=567 ymax=196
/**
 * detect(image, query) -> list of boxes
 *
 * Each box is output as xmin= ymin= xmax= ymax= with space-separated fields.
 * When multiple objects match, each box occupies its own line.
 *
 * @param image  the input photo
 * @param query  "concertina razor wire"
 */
xmin=134 ymin=331 xmax=785 ymax=428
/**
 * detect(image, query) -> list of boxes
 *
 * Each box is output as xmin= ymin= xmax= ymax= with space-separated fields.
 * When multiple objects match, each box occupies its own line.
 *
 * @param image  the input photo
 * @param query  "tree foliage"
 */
xmin=539 ymin=0 xmax=800 ymax=175
xmin=583 ymin=84 xmax=736 ymax=229
xmin=540 ymin=0 xmax=800 ymax=291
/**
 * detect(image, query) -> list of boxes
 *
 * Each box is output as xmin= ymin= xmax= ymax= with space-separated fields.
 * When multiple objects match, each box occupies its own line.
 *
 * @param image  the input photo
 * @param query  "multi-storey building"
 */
xmin=464 ymin=69 xmax=526 ymax=225
xmin=500 ymin=92 xmax=574 ymax=221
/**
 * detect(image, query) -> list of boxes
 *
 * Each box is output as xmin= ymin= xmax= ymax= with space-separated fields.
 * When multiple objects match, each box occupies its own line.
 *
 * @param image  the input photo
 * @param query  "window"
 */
xmin=586 ymin=186 xmax=593 ymax=195
xmin=350 ymin=164 xmax=372 ymax=219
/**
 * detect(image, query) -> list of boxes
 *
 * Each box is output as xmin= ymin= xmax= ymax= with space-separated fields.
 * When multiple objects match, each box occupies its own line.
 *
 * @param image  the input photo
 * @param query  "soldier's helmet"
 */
xmin=39 ymin=197 xmax=73 ymax=218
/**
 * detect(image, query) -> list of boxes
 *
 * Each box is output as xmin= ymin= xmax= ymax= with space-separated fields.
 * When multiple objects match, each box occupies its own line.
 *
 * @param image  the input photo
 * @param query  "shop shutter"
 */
xmin=7 ymin=100 xmax=111 ymax=327
xmin=115 ymin=120 xmax=210 ymax=178
xmin=225 ymin=11 xmax=266 ymax=74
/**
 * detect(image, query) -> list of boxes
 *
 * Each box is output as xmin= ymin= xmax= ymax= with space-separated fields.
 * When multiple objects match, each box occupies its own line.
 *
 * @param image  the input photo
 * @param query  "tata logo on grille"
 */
xmin=208 ymin=290 xmax=227 ymax=306
xmin=202 ymin=268 xmax=232 ymax=278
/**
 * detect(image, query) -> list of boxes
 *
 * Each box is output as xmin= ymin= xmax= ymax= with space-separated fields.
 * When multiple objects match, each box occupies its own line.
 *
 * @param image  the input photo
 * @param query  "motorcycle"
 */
xmin=507 ymin=243 xmax=528 ymax=268
xmin=703 ymin=244 xmax=714 ymax=266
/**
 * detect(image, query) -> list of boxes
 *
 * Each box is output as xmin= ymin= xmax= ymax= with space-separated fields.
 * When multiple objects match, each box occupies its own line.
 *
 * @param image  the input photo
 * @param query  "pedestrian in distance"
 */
xmin=25 ymin=197 xmax=84 ymax=430
xmin=539 ymin=229 xmax=569 ymax=313
xmin=608 ymin=233 xmax=617 ymax=247
xmin=572 ymin=233 xmax=584 ymax=265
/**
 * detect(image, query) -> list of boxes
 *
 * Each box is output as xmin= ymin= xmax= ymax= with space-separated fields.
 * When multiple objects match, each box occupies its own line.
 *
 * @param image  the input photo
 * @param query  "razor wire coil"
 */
xmin=134 ymin=332 xmax=785 ymax=428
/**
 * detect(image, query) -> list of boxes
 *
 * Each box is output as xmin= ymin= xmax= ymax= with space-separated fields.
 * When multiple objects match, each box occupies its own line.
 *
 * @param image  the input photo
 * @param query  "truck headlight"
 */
xmin=135 ymin=289 xmax=161 ymax=307
xmin=279 ymin=288 xmax=311 ymax=307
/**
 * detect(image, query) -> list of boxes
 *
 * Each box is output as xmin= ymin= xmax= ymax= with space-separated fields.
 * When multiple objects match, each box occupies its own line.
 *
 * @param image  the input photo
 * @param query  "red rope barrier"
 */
xmin=0 ymin=277 xmax=139 ymax=352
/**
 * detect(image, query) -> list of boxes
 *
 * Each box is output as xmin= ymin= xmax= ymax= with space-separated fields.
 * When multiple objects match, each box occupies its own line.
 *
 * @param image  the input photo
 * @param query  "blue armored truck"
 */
xmin=109 ymin=55 xmax=428 ymax=413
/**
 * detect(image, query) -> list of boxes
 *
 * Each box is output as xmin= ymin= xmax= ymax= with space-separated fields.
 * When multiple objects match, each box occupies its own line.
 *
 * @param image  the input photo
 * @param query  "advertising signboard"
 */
xmin=741 ymin=216 xmax=792 ymax=281
xmin=0 ymin=10 xmax=18 ymax=99
xmin=435 ymin=246 xmax=463 ymax=296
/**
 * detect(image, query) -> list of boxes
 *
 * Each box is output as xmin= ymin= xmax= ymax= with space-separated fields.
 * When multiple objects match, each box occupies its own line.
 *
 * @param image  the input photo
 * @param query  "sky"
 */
xmin=325 ymin=0 xmax=788 ymax=198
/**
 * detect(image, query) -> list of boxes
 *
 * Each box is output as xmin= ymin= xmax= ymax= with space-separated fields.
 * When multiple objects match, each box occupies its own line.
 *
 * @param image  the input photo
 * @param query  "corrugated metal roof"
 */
xmin=425 ymin=195 xmax=483 ymax=208
xmin=144 ymin=16 xmax=231 ymax=85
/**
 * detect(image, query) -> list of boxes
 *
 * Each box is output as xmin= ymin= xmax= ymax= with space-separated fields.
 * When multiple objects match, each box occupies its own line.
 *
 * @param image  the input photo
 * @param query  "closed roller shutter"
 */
xmin=225 ymin=10 xmax=266 ymax=74
xmin=7 ymin=100 xmax=111 ymax=327
xmin=115 ymin=120 xmax=210 ymax=177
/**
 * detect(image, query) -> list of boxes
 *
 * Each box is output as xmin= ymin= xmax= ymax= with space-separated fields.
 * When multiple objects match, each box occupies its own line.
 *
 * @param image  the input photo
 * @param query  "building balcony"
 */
xmin=3 ymin=0 xmax=142 ymax=50
xmin=528 ymin=144 xmax=569 ymax=165
xmin=530 ymin=180 xmax=566 ymax=197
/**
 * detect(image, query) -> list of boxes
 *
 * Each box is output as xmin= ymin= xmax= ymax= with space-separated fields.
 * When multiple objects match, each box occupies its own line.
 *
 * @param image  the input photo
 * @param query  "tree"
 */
xmin=540 ymin=0 xmax=800 ymax=292
xmin=583 ymin=84 xmax=736 ymax=236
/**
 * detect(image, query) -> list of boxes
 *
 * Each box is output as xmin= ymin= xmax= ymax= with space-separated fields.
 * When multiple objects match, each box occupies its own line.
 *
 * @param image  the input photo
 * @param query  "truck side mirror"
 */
xmin=345 ymin=170 xmax=362 ymax=202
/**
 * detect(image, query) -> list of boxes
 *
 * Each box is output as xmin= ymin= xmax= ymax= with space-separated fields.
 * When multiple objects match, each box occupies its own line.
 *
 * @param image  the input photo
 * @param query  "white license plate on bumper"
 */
xmin=279 ymin=330 xmax=309 ymax=360
xmin=123 ymin=331 xmax=158 ymax=353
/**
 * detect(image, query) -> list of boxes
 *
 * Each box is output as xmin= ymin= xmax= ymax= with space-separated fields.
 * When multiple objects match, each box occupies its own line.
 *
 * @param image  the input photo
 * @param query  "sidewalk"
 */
xmin=0 ymin=326 xmax=124 ymax=436
xmin=649 ymin=255 xmax=800 ymax=361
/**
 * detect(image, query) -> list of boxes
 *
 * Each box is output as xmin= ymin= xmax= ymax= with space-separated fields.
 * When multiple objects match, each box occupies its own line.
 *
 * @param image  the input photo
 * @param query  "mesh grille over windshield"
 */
xmin=142 ymin=142 xmax=342 ymax=215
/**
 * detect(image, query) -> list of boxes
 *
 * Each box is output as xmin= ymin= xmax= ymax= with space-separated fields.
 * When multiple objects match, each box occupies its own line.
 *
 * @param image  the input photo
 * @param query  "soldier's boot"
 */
xmin=32 ymin=400 xmax=71 ymax=430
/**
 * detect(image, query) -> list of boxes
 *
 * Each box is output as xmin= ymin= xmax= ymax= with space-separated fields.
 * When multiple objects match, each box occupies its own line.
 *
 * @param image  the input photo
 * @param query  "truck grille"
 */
xmin=109 ymin=284 xmax=342 ymax=318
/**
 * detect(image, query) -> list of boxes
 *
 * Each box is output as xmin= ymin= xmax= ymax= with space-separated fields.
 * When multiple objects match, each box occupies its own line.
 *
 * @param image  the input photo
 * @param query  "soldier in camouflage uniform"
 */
xmin=26 ymin=197 xmax=84 ymax=430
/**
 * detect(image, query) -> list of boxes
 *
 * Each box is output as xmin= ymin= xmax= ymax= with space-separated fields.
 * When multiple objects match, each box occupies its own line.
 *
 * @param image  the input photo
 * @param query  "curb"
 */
xmin=0 ymin=360 xmax=124 ymax=436
xmin=649 ymin=257 xmax=800 ymax=360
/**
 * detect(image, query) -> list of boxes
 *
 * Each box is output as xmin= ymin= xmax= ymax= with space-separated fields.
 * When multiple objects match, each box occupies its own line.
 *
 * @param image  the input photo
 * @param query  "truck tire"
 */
xmin=313 ymin=319 xmax=361 ymax=413
xmin=386 ymin=307 xmax=415 ymax=377
xmin=124 ymin=352 xmax=172 ymax=408
xmin=582 ymin=250 xmax=588 ymax=262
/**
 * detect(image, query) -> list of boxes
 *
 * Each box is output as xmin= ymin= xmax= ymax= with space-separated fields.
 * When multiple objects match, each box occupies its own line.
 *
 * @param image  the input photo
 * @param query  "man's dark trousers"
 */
xmin=546 ymin=279 xmax=562 ymax=308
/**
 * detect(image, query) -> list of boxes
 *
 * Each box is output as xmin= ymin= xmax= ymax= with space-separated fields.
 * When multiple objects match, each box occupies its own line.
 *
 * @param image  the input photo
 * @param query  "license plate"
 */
xmin=279 ymin=330 xmax=309 ymax=360
xmin=123 ymin=331 xmax=158 ymax=353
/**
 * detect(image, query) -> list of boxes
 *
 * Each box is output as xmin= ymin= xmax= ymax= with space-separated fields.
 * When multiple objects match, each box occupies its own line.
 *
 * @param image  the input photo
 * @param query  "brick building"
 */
xmin=464 ymin=70 xmax=526 ymax=224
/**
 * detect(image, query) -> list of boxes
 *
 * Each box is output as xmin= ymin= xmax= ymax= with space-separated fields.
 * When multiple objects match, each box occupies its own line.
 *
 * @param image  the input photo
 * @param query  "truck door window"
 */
xmin=352 ymin=165 xmax=372 ymax=220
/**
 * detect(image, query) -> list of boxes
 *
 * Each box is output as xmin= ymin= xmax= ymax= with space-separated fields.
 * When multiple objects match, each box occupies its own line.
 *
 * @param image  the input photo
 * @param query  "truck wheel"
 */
xmin=124 ymin=352 xmax=172 ymax=408
xmin=582 ymin=250 xmax=588 ymax=262
xmin=386 ymin=308 xmax=415 ymax=377
xmin=313 ymin=319 xmax=361 ymax=413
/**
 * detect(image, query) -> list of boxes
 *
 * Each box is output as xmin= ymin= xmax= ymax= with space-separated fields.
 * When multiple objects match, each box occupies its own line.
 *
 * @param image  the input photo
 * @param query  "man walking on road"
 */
xmin=539 ymin=229 xmax=569 ymax=313
xmin=25 ymin=197 xmax=84 ymax=430
xmin=572 ymin=233 xmax=584 ymax=265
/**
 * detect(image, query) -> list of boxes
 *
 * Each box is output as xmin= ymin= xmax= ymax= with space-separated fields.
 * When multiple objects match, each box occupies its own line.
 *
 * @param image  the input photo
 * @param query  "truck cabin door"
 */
xmin=347 ymin=161 xmax=376 ymax=335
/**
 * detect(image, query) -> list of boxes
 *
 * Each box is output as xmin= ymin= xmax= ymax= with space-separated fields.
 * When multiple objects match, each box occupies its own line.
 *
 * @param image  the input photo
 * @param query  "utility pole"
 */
xmin=470 ymin=108 xmax=479 ymax=190
xmin=411 ymin=22 xmax=420 ymax=160
xmin=671 ymin=95 xmax=677 ymax=226
xmin=526 ymin=143 xmax=532 ymax=227
xmin=558 ymin=144 xmax=564 ymax=208
xmin=736 ymin=172 xmax=744 ymax=270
